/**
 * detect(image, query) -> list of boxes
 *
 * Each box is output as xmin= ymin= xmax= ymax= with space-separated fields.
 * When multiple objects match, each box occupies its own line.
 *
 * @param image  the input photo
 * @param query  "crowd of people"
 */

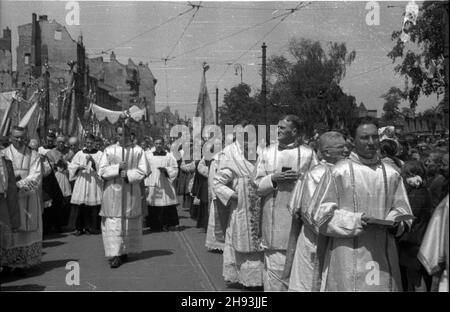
xmin=0 ymin=114 xmax=448 ymax=292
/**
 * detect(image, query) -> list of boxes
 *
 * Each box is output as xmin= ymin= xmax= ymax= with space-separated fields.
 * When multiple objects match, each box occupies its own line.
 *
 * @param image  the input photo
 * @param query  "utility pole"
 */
xmin=215 ymin=87 xmax=219 ymax=125
xmin=234 ymin=63 xmax=243 ymax=84
xmin=262 ymin=42 xmax=267 ymax=125
xmin=43 ymin=58 xmax=50 ymax=138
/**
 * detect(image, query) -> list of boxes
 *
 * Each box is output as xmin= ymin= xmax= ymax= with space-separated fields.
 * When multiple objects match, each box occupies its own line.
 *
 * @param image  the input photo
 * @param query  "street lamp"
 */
xmin=234 ymin=63 xmax=243 ymax=84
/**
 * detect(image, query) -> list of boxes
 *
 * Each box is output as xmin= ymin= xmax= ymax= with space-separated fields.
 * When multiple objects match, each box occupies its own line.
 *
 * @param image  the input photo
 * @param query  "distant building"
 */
xmin=16 ymin=14 xmax=122 ymax=136
xmin=87 ymin=51 xmax=156 ymax=118
xmin=16 ymin=13 xmax=83 ymax=130
xmin=153 ymin=106 xmax=180 ymax=140
xmin=357 ymin=103 xmax=377 ymax=119
xmin=0 ymin=27 xmax=13 ymax=91
xmin=367 ymin=110 xmax=378 ymax=118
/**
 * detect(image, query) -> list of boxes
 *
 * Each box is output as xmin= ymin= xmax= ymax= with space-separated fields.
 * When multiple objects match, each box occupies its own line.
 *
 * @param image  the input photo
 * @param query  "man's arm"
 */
xmin=163 ymin=154 xmax=179 ymax=183
xmin=213 ymin=166 xmax=236 ymax=207
xmin=385 ymin=177 xmax=414 ymax=237
xmin=197 ymin=157 xmax=209 ymax=178
xmin=253 ymin=150 xmax=277 ymax=197
xmin=98 ymin=149 xmax=120 ymax=180
xmin=126 ymin=149 xmax=149 ymax=184
xmin=309 ymin=170 xmax=365 ymax=238
xmin=18 ymin=151 xmax=42 ymax=192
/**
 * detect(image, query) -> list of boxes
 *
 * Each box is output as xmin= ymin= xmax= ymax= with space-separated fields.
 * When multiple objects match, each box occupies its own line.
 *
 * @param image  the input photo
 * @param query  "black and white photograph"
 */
xmin=0 ymin=0 xmax=448 ymax=295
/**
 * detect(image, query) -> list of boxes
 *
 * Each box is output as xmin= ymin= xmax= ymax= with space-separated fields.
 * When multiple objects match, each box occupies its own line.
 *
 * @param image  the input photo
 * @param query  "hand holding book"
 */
xmin=362 ymin=214 xmax=415 ymax=228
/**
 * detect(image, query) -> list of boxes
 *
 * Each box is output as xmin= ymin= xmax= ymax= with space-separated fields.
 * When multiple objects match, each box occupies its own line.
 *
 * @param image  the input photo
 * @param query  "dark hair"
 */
xmin=85 ymin=133 xmax=95 ymax=141
xmin=402 ymin=160 xmax=426 ymax=180
xmin=281 ymin=115 xmax=302 ymax=133
xmin=350 ymin=117 xmax=378 ymax=138
xmin=56 ymin=159 xmax=67 ymax=170
xmin=380 ymin=139 xmax=398 ymax=158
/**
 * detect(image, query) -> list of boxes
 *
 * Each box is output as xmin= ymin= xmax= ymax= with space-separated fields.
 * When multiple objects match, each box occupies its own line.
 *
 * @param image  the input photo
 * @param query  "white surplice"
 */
xmin=145 ymin=151 xmax=178 ymax=207
xmin=69 ymin=149 xmax=103 ymax=206
xmin=98 ymin=143 xmax=148 ymax=257
xmin=204 ymin=152 xmax=228 ymax=251
xmin=213 ymin=142 xmax=264 ymax=287
xmin=418 ymin=195 xmax=449 ymax=292
xmin=3 ymin=145 xmax=43 ymax=268
xmin=254 ymin=142 xmax=318 ymax=291
xmin=313 ymin=152 xmax=414 ymax=291
xmin=287 ymin=160 xmax=332 ymax=291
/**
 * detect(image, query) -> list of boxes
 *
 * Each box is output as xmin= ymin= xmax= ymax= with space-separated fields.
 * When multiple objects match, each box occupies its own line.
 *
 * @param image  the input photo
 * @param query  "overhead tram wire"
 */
xmin=215 ymin=2 xmax=310 ymax=86
xmin=164 ymin=2 xmax=202 ymax=63
xmin=344 ymin=62 xmax=393 ymax=81
xmin=97 ymin=5 xmax=196 ymax=55
xmin=166 ymin=10 xmax=295 ymax=62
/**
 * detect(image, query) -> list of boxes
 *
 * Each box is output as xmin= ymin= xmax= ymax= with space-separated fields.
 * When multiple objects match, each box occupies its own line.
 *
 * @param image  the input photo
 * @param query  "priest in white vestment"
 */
xmin=213 ymin=137 xmax=264 ymax=288
xmin=286 ymin=131 xmax=349 ymax=291
xmin=254 ymin=115 xmax=318 ymax=291
xmin=3 ymin=126 xmax=43 ymax=272
xmin=204 ymin=150 xmax=228 ymax=252
xmin=0 ymin=150 xmax=19 ymax=269
xmin=311 ymin=118 xmax=413 ymax=291
xmin=99 ymin=126 xmax=149 ymax=268
xmin=69 ymin=134 xmax=104 ymax=235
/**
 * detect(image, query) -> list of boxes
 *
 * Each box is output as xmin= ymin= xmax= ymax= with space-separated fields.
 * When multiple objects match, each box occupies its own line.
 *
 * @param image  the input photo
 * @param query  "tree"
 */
xmin=423 ymin=106 xmax=443 ymax=134
xmin=388 ymin=1 xmax=447 ymax=111
xmin=266 ymin=38 xmax=357 ymax=135
xmin=219 ymin=83 xmax=264 ymax=126
xmin=381 ymin=87 xmax=404 ymax=124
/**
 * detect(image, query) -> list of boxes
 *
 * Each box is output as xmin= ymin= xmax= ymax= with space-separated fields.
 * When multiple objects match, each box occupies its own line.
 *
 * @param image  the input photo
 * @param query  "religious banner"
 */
xmin=195 ymin=62 xmax=214 ymax=128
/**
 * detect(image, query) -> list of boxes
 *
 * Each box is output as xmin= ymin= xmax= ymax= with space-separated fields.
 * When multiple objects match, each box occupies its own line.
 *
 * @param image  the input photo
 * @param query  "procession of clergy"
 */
xmin=0 ymin=114 xmax=448 ymax=292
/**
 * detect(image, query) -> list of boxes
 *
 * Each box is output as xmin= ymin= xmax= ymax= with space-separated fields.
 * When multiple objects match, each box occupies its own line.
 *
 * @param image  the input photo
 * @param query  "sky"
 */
xmin=0 ymin=0 xmax=443 ymax=119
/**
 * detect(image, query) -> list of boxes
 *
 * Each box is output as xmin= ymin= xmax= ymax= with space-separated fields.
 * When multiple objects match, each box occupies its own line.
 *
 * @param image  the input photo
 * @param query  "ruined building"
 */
xmin=0 ymin=27 xmax=13 ymax=91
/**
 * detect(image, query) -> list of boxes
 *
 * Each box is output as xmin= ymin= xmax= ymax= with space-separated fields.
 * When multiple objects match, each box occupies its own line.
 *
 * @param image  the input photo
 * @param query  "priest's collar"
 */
xmin=278 ymin=141 xmax=300 ymax=151
xmin=83 ymin=148 xmax=98 ymax=154
xmin=117 ymin=142 xmax=135 ymax=148
xmin=43 ymin=144 xmax=56 ymax=149
xmin=349 ymin=152 xmax=381 ymax=167
xmin=153 ymin=149 xmax=167 ymax=156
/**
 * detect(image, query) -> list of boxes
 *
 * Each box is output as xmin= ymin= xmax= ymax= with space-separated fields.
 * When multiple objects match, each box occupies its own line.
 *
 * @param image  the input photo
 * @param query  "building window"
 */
xmin=24 ymin=53 xmax=30 ymax=65
xmin=54 ymin=30 xmax=62 ymax=40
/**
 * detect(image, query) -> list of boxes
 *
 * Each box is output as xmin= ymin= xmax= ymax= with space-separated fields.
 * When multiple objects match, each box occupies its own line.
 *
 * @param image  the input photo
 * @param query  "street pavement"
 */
xmin=0 ymin=205 xmax=256 ymax=292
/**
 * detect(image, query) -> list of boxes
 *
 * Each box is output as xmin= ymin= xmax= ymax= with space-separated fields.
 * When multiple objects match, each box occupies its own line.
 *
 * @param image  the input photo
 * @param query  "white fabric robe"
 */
xmin=213 ymin=142 xmax=264 ymax=287
xmin=254 ymin=143 xmax=319 ymax=251
xmin=313 ymin=152 xmax=414 ymax=291
xmin=69 ymin=150 xmax=103 ymax=206
xmin=254 ymin=143 xmax=318 ymax=291
xmin=98 ymin=144 xmax=148 ymax=257
xmin=204 ymin=152 xmax=227 ymax=251
xmin=418 ymin=195 xmax=449 ymax=292
xmin=3 ymin=145 xmax=43 ymax=268
xmin=99 ymin=144 xmax=148 ymax=218
xmin=287 ymin=161 xmax=332 ymax=291
xmin=145 ymin=151 xmax=178 ymax=207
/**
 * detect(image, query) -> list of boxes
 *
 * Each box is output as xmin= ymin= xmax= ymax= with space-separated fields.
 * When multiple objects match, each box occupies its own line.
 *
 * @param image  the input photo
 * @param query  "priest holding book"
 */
xmin=310 ymin=117 xmax=413 ymax=291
